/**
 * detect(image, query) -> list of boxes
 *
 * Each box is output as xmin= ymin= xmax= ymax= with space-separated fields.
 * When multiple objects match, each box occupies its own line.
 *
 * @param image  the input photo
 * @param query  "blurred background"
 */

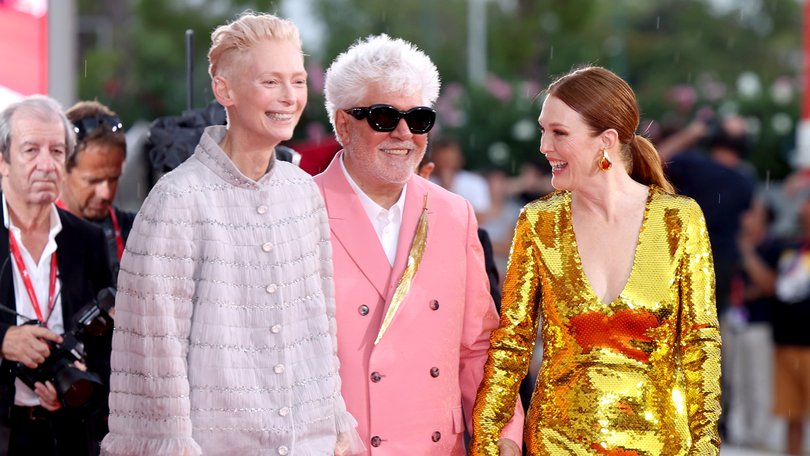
xmin=1 ymin=0 xmax=804 ymax=189
xmin=1 ymin=1 xmax=808 ymax=454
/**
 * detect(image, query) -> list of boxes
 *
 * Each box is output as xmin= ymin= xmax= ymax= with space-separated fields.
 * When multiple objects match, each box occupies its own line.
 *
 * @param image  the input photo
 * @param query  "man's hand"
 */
xmin=1 ymin=325 xmax=62 ymax=368
xmin=498 ymin=438 xmax=521 ymax=456
xmin=34 ymin=380 xmax=62 ymax=412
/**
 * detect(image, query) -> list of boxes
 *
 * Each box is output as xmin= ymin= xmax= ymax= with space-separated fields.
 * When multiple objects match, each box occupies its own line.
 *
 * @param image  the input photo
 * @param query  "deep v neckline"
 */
xmin=568 ymin=186 xmax=655 ymax=306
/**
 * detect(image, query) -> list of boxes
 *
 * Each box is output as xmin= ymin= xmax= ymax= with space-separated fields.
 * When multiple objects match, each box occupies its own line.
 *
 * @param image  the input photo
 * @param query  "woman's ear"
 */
xmin=600 ymin=128 xmax=620 ymax=151
xmin=212 ymin=75 xmax=234 ymax=107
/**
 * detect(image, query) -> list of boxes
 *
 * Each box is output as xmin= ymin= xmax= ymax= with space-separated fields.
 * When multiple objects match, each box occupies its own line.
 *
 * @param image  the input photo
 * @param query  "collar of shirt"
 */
xmin=2 ymin=194 xmax=64 ymax=406
xmin=339 ymin=154 xmax=406 ymax=266
xmin=2 ymin=194 xmax=63 ymax=262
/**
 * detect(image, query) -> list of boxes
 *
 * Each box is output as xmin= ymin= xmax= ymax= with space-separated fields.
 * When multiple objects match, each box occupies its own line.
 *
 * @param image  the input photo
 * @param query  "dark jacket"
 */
xmin=0 ymin=201 xmax=114 ymax=455
xmin=92 ymin=206 xmax=136 ymax=282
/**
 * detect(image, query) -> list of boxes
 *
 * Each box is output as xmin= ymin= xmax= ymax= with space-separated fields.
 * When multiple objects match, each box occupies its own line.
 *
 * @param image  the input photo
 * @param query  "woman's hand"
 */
xmin=498 ymin=438 xmax=521 ymax=456
xmin=334 ymin=432 xmax=354 ymax=456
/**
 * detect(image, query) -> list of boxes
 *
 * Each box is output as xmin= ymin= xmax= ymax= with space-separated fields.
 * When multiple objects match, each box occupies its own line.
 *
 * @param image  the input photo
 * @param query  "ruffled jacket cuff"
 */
xmin=334 ymin=409 xmax=365 ymax=455
xmin=101 ymin=435 xmax=203 ymax=456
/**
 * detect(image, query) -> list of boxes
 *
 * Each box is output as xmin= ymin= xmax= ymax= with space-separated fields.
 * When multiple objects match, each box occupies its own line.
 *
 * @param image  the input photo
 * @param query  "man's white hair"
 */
xmin=324 ymin=34 xmax=440 ymax=139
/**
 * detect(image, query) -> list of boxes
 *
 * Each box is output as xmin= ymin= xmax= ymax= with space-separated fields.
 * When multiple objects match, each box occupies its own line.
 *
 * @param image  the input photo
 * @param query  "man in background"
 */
xmin=61 ymin=101 xmax=135 ymax=281
xmin=0 ymin=95 xmax=113 ymax=455
xmin=658 ymin=112 xmax=756 ymax=439
xmin=429 ymin=136 xmax=491 ymax=219
xmin=772 ymin=191 xmax=810 ymax=455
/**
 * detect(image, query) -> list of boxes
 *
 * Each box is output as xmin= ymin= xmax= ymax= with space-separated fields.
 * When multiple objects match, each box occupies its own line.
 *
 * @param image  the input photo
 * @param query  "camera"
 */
xmin=15 ymin=287 xmax=115 ymax=409
xmin=697 ymin=111 xmax=751 ymax=159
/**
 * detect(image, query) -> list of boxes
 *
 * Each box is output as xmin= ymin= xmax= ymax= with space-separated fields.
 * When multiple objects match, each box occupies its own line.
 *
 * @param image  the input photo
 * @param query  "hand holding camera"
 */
xmin=1 ymin=324 xmax=62 ymax=368
xmin=34 ymin=379 xmax=62 ymax=411
xmin=12 ymin=287 xmax=116 ymax=410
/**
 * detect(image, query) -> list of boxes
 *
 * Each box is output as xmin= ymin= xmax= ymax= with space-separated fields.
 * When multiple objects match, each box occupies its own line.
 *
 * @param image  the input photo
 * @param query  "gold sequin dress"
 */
xmin=471 ymin=186 xmax=721 ymax=455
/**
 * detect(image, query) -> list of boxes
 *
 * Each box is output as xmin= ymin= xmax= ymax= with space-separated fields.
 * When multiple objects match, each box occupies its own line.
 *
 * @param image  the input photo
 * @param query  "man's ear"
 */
xmin=335 ymin=110 xmax=352 ymax=146
xmin=212 ymin=75 xmax=234 ymax=107
xmin=0 ymin=157 xmax=7 ymax=178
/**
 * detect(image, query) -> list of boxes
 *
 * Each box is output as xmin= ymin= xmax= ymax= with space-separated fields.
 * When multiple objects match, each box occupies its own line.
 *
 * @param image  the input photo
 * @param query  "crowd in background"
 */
xmin=2 ymin=11 xmax=809 ymax=455
xmin=425 ymin=110 xmax=810 ymax=455
xmin=36 ymin=94 xmax=810 ymax=455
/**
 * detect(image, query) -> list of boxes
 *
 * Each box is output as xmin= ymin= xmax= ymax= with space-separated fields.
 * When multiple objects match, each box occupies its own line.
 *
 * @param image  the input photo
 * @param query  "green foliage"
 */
xmin=306 ymin=0 xmax=803 ymax=179
xmin=77 ymin=0 xmax=281 ymax=126
xmin=77 ymin=0 xmax=804 ymax=180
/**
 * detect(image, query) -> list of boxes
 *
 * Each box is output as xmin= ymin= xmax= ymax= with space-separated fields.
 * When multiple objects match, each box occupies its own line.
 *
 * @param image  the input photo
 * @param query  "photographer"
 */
xmin=0 ymin=96 xmax=114 ymax=456
xmin=62 ymin=101 xmax=136 ymax=283
xmin=658 ymin=111 xmax=756 ymax=316
xmin=657 ymin=111 xmax=756 ymax=441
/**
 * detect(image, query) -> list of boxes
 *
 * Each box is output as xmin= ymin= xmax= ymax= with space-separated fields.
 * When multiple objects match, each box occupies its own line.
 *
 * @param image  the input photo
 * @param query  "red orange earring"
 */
xmin=598 ymin=149 xmax=612 ymax=171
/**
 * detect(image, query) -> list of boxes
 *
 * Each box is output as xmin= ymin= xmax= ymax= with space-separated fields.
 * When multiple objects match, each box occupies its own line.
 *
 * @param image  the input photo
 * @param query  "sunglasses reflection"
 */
xmin=72 ymin=115 xmax=124 ymax=141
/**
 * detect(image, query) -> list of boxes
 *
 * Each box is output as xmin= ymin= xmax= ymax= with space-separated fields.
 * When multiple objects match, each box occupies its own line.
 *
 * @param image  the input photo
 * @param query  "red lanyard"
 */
xmin=54 ymin=200 xmax=124 ymax=260
xmin=108 ymin=206 xmax=124 ymax=260
xmin=8 ymin=231 xmax=58 ymax=324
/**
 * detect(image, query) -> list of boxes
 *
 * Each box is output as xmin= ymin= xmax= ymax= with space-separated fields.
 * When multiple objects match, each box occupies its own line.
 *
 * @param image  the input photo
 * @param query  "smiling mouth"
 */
xmin=548 ymin=160 xmax=567 ymax=172
xmin=266 ymin=112 xmax=294 ymax=121
xmin=381 ymin=148 xmax=409 ymax=156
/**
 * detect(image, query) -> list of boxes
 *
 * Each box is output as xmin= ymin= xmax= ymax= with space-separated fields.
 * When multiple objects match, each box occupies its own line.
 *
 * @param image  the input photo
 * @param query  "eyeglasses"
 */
xmin=343 ymin=104 xmax=436 ymax=134
xmin=72 ymin=115 xmax=124 ymax=141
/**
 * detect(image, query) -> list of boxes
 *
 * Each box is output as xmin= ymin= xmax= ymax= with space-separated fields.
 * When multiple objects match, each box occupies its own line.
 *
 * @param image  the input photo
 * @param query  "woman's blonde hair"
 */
xmin=208 ymin=11 xmax=301 ymax=79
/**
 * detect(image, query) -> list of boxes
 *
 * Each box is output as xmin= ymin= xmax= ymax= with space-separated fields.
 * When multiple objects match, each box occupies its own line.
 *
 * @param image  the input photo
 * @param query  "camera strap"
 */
xmin=8 ymin=231 xmax=58 ymax=324
xmin=108 ymin=206 xmax=124 ymax=260
xmin=54 ymin=200 xmax=123 ymax=261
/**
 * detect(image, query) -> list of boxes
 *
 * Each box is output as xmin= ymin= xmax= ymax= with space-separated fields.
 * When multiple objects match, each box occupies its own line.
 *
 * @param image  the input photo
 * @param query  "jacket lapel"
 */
xmin=318 ymin=152 xmax=392 ymax=300
xmin=54 ymin=210 xmax=78 ymax=332
xmin=0 ymin=204 xmax=14 ymax=324
xmin=381 ymin=176 xmax=430 ymax=316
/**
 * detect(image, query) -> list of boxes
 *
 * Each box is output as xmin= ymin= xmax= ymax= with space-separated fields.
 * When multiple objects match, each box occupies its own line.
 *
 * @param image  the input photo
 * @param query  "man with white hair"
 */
xmin=315 ymin=34 xmax=524 ymax=455
xmin=0 ymin=95 xmax=113 ymax=455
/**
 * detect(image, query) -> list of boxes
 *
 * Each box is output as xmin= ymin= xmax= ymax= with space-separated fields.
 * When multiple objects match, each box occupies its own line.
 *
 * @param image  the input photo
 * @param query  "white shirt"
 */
xmin=432 ymin=169 xmax=491 ymax=213
xmin=340 ymin=155 xmax=406 ymax=266
xmin=2 ymin=194 xmax=63 ymax=406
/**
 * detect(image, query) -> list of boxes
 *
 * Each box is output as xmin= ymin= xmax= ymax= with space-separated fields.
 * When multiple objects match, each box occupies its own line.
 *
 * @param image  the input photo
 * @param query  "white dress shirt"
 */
xmin=340 ymin=155 xmax=406 ymax=266
xmin=2 ymin=194 xmax=63 ymax=406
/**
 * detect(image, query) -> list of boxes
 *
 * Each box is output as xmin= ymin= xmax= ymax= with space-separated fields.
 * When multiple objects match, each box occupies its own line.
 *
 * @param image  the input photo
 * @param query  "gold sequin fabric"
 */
xmin=471 ymin=186 xmax=721 ymax=455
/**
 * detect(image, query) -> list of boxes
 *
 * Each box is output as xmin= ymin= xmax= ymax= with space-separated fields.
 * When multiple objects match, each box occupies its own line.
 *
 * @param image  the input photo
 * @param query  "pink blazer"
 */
xmin=315 ymin=153 xmax=524 ymax=455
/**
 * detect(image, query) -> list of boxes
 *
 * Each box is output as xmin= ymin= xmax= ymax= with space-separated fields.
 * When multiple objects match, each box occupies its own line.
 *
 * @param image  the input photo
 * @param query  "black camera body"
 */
xmin=698 ymin=112 xmax=751 ymax=159
xmin=15 ymin=287 xmax=115 ymax=409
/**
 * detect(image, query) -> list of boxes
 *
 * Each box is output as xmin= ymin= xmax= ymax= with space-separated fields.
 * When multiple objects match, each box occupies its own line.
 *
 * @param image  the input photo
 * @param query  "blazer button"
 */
xmin=370 ymin=436 xmax=382 ymax=447
xmin=430 ymin=367 xmax=440 ymax=378
xmin=429 ymin=299 xmax=439 ymax=310
xmin=370 ymin=372 xmax=382 ymax=383
xmin=432 ymin=431 xmax=441 ymax=442
xmin=358 ymin=305 xmax=369 ymax=316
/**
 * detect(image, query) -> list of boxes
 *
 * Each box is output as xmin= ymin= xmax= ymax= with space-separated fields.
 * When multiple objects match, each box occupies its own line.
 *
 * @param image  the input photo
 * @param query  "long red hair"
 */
xmin=547 ymin=66 xmax=673 ymax=193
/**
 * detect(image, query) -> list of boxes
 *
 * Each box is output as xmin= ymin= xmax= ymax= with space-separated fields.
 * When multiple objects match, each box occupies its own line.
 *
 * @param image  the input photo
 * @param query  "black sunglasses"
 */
xmin=72 ymin=115 xmax=124 ymax=141
xmin=343 ymin=104 xmax=436 ymax=134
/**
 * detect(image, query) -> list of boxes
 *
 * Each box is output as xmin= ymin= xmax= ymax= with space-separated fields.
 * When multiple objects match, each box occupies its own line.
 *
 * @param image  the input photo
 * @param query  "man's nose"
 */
xmin=96 ymin=181 xmax=114 ymax=200
xmin=35 ymin=150 xmax=59 ymax=171
xmin=390 ymin=117 xmax=413 ymax=140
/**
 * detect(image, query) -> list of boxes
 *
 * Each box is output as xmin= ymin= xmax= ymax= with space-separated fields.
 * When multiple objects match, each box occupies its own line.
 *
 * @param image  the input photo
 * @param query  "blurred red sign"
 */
xmin=0 ymin=0 xmax=48 ymax=97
